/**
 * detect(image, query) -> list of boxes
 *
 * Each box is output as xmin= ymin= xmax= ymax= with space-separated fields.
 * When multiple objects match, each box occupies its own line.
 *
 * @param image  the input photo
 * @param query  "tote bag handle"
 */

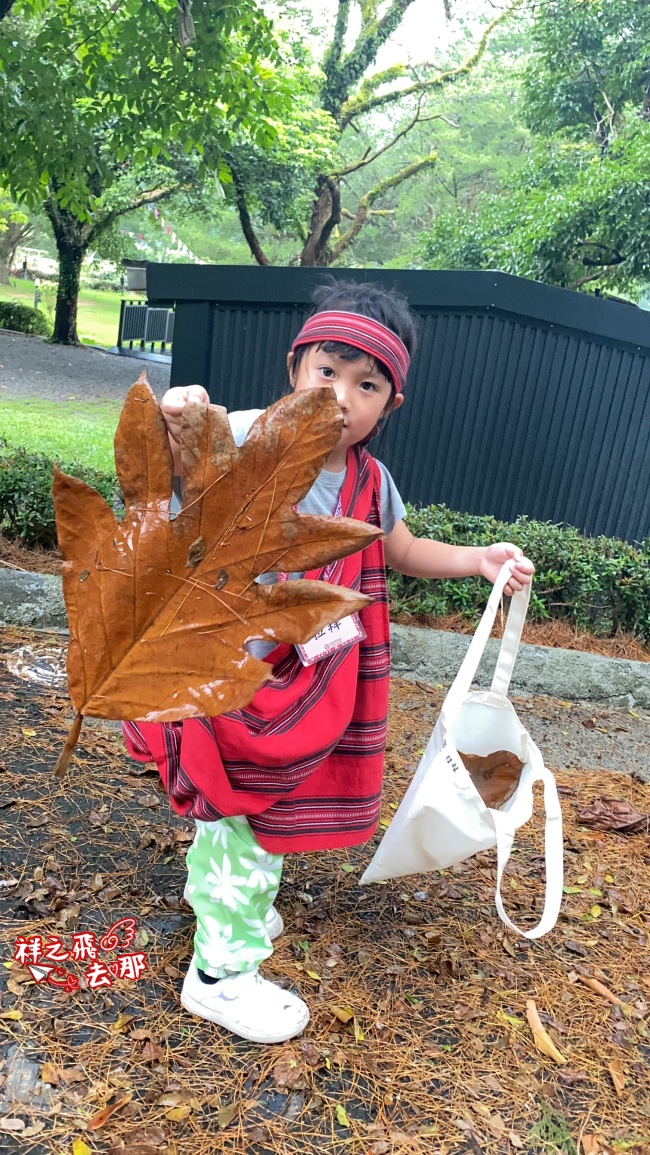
xmin=490 ymin=762 xmax=564 ymax=939
xmin=441 ymin=560 xmax=530 ymax=726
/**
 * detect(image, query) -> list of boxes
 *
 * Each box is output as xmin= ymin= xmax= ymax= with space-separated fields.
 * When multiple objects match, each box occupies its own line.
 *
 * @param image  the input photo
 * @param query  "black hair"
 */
xmin=288 ymin=279 xmax=417 ymax=442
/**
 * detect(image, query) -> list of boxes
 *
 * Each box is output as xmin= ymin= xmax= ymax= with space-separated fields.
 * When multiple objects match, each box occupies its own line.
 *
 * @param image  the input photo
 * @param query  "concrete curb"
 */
xmin=1 ymin=570 xmax=649 ymax=705
xmin=391 ymin=623 xmax=650 ymax=707
xmin=0 ymin=571 xmax=68 ymax=631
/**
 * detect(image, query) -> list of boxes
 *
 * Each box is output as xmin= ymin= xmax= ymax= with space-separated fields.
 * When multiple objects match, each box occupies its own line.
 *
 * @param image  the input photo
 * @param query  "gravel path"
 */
xmin=0 ymin=330 xmax=170 ymax=400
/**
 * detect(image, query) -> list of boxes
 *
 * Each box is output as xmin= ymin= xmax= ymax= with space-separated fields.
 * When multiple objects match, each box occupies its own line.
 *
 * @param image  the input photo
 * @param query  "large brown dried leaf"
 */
xmin=459 ymin=750 xmax=524 ymax=809
xmin=53 ymin=377 xmax=381 ymax=773
xmin=576 ymin=797 xmax=649 ymax=834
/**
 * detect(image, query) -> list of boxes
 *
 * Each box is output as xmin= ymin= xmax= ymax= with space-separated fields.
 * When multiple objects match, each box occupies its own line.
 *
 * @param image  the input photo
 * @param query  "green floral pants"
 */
xmin=185 ymin=816 xmax=284 ymax=979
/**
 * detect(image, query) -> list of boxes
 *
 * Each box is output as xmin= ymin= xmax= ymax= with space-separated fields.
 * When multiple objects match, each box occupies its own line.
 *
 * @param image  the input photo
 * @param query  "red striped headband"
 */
xmin=291 ymin=310 xmax=410 ymax=393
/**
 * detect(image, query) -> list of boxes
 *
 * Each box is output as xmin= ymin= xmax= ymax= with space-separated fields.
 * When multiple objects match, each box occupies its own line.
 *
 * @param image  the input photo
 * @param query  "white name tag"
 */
xmin=296 ymin=613 xmax=366 ymax=667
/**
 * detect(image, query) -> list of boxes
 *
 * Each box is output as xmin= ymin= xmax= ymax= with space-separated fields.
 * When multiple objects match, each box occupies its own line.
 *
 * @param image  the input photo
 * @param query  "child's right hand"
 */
xmin=161 ymin=385 xmax=210 ymax=443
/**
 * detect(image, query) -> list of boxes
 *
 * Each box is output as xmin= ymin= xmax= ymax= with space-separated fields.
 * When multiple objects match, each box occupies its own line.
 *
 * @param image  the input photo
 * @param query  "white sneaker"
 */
xmin=180 ymin=962 xmax=310 ymax=1043
xmin=182 ymin=886 xmax=284 ymax=940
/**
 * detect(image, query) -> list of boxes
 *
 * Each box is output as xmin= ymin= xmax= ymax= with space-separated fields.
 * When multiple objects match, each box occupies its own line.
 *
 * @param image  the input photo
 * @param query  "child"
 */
xmin=123 ymin=281 xmax=534 ymax=1044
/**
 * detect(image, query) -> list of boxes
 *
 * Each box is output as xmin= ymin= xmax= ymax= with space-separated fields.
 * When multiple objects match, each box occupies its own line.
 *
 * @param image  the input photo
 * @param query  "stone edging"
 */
xmin=1 ymin=570 xmax=649 ymax=706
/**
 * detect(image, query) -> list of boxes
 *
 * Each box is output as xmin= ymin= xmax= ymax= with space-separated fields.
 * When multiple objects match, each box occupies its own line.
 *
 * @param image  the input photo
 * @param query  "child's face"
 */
xmin=289 ymin=345 xmax=403 ymax=456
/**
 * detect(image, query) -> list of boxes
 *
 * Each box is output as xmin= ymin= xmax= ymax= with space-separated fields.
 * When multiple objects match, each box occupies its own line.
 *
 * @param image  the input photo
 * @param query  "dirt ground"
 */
xmin=0 ymin=332 xmax=170 ymax=401
xmin=0 ymin=627 xmax=648 ymax=1155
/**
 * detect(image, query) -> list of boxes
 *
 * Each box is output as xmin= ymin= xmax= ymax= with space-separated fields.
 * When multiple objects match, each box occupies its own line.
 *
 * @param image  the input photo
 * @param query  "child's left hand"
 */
xmin=479 ymin=543 xmax=535 ymax=596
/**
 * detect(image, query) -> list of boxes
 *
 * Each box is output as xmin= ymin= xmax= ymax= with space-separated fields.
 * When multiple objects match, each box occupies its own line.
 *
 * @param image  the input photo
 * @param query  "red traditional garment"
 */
xmin=123 ymin=445 xmax=390 ymax=853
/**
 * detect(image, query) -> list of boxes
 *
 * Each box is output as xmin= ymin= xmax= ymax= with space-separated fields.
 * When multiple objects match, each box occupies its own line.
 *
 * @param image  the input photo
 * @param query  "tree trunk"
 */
xmin=0 ymin=220 xmax=32 ymax=284
xmin=46 ymin=201 xmax=88 ymax=345
xmin=53 ymin=241 xmax=85 ymax=344
xmin=299 ymin=175 xmax=341 ymax=267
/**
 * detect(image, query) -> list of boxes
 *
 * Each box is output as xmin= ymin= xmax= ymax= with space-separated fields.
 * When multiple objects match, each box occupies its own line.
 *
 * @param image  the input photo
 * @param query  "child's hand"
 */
xmin=479 ymin=543 xmax=535 ymax=596
xmin=161 ymin=384 xmax=210 ymax=443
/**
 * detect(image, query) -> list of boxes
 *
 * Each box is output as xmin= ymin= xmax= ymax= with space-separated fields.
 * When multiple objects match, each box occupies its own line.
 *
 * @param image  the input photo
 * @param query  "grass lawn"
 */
xmin=0 ymin=278 xmax=141 ymax=348
xmin=0 ymin=398 xmax=120 ymax=470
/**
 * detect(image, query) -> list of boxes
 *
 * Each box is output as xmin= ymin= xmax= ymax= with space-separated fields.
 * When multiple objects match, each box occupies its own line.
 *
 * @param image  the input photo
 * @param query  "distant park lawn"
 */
xmin=0 ymin=278 xmax=139 ymax=348
xmin=0 ymin=398 xmax=120 ymax=471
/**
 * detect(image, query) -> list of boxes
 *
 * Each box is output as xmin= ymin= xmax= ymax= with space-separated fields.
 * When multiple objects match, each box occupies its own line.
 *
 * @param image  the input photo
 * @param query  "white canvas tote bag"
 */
xmin=361 ymin=561 xmax=564 ymax=939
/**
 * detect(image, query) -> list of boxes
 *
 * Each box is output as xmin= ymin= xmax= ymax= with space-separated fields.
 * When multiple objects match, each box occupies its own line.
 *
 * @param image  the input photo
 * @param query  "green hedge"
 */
xmin=389 ymin=504 xmax=650 ymax=642
xmin=0 ymin=445 xmax=120 ymax=548
xmin=1 ymin=447 xmax=649 ymax=644
xmin=0 ymin=300 xmax=52 ymax=338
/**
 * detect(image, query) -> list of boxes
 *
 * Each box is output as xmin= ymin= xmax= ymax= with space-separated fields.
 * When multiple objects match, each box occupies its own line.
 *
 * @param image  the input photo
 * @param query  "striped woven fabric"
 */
xmin=291 ymin=310 xmax=410 ymax=393
xmin=122 ymin=445 xmax=391 ymax=853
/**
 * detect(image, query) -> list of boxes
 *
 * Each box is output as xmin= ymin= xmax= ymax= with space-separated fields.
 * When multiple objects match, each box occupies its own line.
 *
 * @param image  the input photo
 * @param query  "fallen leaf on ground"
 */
xmin=216 ymin=1102 xmax=239 ymax=1129
xmin=140 ymin=1040 xmax=165 ymax=1063
xmin=61 ymin=1066 xmax=87 ymax=1083
xmin=331 ymin=1005 xmax=354 ymax=1024
xmin=40 ymin=1061 xmax=59 ymax=1084
xmin=72 ymin=1139 xmax=92 ymax=1155
xmin=582 ymin=1137 xmax=616 ymax=1155
xmin=53 ymin=380 xmax=380 ymax=775
xmin=109 ymin=1012 xmax=134 ymax=1033
xmin=0 ymin=1117 xmax=25 ymax=1132
xmin=608 ymin=1057 xmax=626 ymax=1097
xmin=87 ymin=1091 xmax=133 ymax=1130
xmin=525 ymin=999 xmax=567 ymax=1064
xmin=108 ymin=1146 xmax=161 ymax=1155
xmin=335 ymin=1102 xmax=350 ymax=1127
xmin=165 ymin=1105 xmax=192 ymax=1121
xmin=26 ymin=813 xmax=48 ymax=828
xmin=273 ymin=1055 xmax=304 ymax=1090
xmin=576 ymin=797 xmax=649 ymax=834
xmin=577 ymin=974 xmax=623 ymax=1005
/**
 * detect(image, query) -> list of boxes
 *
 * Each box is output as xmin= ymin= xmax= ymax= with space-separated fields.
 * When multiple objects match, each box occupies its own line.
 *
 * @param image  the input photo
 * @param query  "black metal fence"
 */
xmin=117 ymin=300 xmax=174 ymax=353
xmin=146 ymin=264 xmax=650 ymax=543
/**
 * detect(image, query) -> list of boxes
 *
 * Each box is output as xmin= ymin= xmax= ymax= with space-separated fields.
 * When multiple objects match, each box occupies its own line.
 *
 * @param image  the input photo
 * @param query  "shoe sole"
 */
xmin=180 ymin=987 xmax=310 ymax=1044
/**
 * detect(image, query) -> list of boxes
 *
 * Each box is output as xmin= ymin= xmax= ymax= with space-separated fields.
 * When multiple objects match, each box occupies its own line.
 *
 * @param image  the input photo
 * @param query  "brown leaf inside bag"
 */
xmin=458 ymin=750 xmax=525 ymax=809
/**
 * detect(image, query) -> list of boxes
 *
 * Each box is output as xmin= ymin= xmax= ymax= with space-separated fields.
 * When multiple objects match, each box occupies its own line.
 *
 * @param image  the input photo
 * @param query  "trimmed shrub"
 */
xmin=0 ymin=300 xmax=52 ymax=338
xmin=0 ymin=445 xmax=120 ymax=549
xmin=389 ymin=504 xmax=650 ymax=643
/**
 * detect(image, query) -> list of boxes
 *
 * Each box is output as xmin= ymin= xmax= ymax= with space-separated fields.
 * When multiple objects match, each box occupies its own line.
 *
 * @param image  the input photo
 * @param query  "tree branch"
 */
xmin=329 ymin=150 xmax=437 ymax=263
xmin=322 ymin=0 xmax=352 ymax=86
xmin=322 ymin=0 xmax=416 ymax=119
xmin=341 ymin=0 xmax=523 ymax=127
xmin=89 ymin=184 xmax=184 ymax=245
xmin=337 ymin=109 xmax=452 ymax=176
xmin=568 ymin=265 xmax=625 ymax=290
xmin=300 ymin=175 xmax=341 ymax=267
xmin=225 ymin=154 xmax=270 ymax=267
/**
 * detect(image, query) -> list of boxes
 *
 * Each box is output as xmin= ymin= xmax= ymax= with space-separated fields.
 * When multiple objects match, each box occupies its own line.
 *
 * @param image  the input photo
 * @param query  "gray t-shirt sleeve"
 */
xmin=228 ymin=409 xmax=265 ymax=448
xmin=376 ymin=460 xmax=407 ymax=534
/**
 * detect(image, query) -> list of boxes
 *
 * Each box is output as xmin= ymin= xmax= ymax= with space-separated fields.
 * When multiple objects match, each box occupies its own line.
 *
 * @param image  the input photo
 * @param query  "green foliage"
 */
xmin=0 ymin=0 xmax=289 ymax=339
xmin=421 ymin=0 xmax=650 ymax=294
xmin=0 ymin=444 xmax=119 ymax=548
xmin=389 ymin=504 xmax=650 ymax=642
xmin=0 ymin=299 xmax=51 ymax=336
xmin=225 ymin=102 xmax=338 ymax=238
xmin=0 ymin=0 xmax=286 ymax=218
xmin=522 ymin=0 xmax=650 ymax=143
xmin=342 ymin=41 xmax=532 ymax=268
xmin=0 ymin=188 xmax=28 ymax=235
xmin=420 ymin=125 xmax=650 ymax=290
